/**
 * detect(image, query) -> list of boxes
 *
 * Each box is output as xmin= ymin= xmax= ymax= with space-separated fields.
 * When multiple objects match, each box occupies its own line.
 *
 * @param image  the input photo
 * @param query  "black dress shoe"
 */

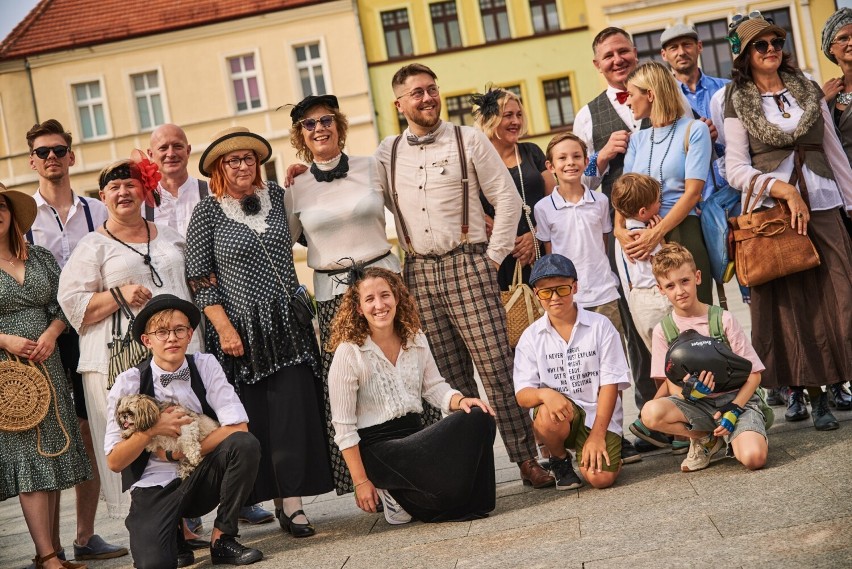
xmin=275 ymin=508 xmax=316 ymax=538
xmin=828 ymin=382 xmax=852 ymax=411
xmin=176 ymin=548 xmax=195 ymax=568
xmin=210 ymin=536 xmax=263 ymax=566
xmin=784 ymin=387 xmax=809 ymax=422
xmin=185 ymin=538 xmax=211 ymax=550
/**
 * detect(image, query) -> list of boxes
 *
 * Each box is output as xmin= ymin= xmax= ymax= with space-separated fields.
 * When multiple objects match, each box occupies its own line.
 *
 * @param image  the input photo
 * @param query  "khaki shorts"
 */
xmin=534 ymin=396 xmax=622 ymax=472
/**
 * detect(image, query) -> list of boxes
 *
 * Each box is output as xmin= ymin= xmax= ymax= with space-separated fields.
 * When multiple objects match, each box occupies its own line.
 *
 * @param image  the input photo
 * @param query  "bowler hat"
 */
xmin=133 ymin=294 xmax=201 ymax=344
xmin=529 ymin=254 xmax=578 ymax=286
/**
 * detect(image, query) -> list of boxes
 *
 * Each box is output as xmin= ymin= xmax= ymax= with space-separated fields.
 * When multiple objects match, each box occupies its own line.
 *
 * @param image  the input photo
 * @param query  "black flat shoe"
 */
xmin=275 ymin=508 xmax=315 ymax=538
xmin=185 ymin=538 xmax=211 ymax=550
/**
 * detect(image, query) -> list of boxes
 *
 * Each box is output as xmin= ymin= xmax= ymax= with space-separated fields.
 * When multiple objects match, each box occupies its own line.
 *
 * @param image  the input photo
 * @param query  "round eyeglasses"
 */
xmin=149 ymin=326 xmax=191 ymax=341
xmin=224 ymin=154 xmax=257 ymax=169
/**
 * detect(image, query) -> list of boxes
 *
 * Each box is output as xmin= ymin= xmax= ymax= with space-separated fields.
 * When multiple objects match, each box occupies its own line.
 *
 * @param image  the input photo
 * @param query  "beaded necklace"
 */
xmin=102 ymin=220 xmax=164 ymax=287
xmin=646 ymin=117 xmax=679 ymax=192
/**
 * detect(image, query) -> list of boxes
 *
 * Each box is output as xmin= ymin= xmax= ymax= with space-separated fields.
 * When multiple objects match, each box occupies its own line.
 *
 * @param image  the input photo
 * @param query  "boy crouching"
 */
xmin=104 ymin=294 xmax=263 ymax=567
xmin=513 ymin=254 xmax=631 ymax=490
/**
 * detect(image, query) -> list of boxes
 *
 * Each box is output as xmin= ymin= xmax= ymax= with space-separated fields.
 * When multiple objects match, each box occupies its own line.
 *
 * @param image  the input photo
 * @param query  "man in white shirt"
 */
xmin=374 ymin=63 xmax=554 ymax=488
xmin=145 ymin=124 xmax=208 ymax=237
xmin=25 ymin=119 xmax=125 ymax=562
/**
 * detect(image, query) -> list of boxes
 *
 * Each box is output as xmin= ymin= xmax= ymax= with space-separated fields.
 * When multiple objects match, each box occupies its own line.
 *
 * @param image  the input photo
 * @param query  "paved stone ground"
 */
xmin=3 ymin=284 xmax=852 ymax=568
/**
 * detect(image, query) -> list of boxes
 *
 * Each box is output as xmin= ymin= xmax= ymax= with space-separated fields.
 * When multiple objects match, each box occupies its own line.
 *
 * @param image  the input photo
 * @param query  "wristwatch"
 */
xmin=165 ymin=450 xmax=176 ymax=462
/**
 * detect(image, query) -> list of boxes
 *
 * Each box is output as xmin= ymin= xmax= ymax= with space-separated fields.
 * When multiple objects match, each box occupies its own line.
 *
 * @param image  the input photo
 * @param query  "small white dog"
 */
xmin=116 ymin=394 xmax=219 ymax=479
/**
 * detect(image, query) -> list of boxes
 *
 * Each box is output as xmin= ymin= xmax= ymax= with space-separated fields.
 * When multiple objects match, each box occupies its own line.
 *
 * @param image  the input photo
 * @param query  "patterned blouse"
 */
xmin=185 ymin=182 xmax=319 ymax=385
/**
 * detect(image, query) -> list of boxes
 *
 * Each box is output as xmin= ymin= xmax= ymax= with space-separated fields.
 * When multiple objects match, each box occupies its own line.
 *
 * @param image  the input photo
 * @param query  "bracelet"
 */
xmin=456 ymin=395 xmax=467 ymax=410
xmin=165 ymin=450 xmax=176 ymax=462
xmin=354 ymin=479 xmax=369 ymax=488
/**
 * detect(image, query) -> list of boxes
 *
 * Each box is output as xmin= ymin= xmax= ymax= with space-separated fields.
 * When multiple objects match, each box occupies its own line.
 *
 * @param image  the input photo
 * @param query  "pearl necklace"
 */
xmin=646 ymin=117 xmax=679 ymax=193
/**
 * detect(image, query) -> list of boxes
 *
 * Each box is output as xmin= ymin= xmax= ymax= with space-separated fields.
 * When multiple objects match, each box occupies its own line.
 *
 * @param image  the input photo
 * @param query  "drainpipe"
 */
xmin=25 ymin=58 xmax=39 ymax=123
xmin=351 ymin=0 xmax=380 ymax=143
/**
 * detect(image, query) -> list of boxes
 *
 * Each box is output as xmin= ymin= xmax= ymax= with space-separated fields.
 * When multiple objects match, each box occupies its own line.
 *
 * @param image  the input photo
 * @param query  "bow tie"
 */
xmin=406 ymin=131 xmax=438 ymax=146
xmin=615 ymin=91 xmax=629 ymax=104
xmin=160 ymin=367 xmax=190 ymax=387
xmin=311 ymin=153 xmax=349 ymax=183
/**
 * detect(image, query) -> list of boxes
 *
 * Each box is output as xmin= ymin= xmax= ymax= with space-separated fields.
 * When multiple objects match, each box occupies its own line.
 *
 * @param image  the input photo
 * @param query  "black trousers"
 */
xmin=125 ymin=432 xmax=260 ymax=569
xmin=57 ymin=329 xmax=87 ymax=419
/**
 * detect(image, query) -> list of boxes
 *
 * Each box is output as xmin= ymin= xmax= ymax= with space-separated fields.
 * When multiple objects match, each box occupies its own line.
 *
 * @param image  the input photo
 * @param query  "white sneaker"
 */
xmin=376 ymin=488 xmax=412 ymax=525
xmin=680 ymin=435 xmax=724 ymax=472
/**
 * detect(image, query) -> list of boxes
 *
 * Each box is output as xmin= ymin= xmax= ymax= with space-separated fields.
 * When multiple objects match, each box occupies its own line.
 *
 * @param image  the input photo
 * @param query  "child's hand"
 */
xmin=713 ymin=402 xmax=745 ymax=437
xmin=580 ymin=433 xmax=611 ymax=474
xmin=647 ymin=214 xmax=663 ymax=228
xmin=682 ymin=371 xmax=714 ymax=401
xmin=540 ymin=389 xmax=573 ymax=424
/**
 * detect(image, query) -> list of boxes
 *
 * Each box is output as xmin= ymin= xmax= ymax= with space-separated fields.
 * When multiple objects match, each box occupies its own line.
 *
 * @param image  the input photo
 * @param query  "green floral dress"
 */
xmin=0 ymin=245 xmax=91 ymax=500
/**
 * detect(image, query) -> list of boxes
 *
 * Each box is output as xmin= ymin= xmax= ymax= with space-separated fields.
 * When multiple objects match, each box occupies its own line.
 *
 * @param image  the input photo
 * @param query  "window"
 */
xmin=761 ymin=8 xmax=797 ymax=65
xmin=382 ymin=9 xmax=413 ymax=58
xmin=694 ymin=19 xmax=733 ymax=79
xmin=264 ymin=160 xmax=278 ymax=184
xmin=530 ymin=0 xmax=559 ymax=33
xmin=228 ymin=54 xmax=262 ymax=113
xmin=131 ymin=71 xmax=165 ymax=131
xmin=503 ymin=84 xmax=522 ymax=99
xmin=73 ymin=81 xmax=108 ymax=140
xmin=542 ymin=77 xmax=575 ymax=129
xmin=431 ymin=2 xmax=462 ymax=51
xmin=632 ymin=29 xmax=666 ymax=63
xmin=445 ymin=94 xmax=474 ymax=126
xmin=295 ymin=43 xmax=327 ymax=97
xmin=480 ymin=0 xmax=510 ymax=42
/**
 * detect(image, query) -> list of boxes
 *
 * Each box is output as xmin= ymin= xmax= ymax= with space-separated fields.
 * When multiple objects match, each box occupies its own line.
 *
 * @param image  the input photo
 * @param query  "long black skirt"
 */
xmin=359 ymin=408 xmax=497 ymax=523
xmin=239 ymin=364 xmax=334 ymax=500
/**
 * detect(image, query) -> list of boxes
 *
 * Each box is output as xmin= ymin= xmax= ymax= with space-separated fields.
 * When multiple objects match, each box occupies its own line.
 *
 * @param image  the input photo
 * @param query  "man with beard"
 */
xmin=374 ymin=63 xmax=554 ymax=488
xmin=145 ymin=124 xmax=208 ymax=237
xmin=25 ymin=119 xmax=127 ymax=563
xmin=659 ymin=24 xmax=728 ymax=197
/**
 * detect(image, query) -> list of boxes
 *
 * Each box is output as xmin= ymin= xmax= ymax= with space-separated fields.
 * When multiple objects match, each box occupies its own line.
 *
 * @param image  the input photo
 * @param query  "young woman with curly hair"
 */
xmin=327 ymin=267 xmax=498 ymax=524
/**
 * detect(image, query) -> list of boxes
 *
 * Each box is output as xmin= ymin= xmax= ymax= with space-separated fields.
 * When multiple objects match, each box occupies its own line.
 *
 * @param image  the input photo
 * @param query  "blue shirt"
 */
xmin=678 ymin=71 xmax=730 ymax=199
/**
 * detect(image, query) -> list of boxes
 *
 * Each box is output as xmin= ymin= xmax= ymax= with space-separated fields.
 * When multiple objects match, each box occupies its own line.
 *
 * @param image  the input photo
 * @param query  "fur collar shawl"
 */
xmin=732 ymin=71 xmax=822 ymax=147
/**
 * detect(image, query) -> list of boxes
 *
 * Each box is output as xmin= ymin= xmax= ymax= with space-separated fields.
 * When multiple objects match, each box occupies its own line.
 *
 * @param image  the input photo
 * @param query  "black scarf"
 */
xmin=310 ymin=153 xmax=349 ymax=183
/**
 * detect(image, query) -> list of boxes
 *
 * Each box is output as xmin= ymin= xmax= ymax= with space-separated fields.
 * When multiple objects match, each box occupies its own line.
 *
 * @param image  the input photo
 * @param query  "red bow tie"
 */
xmin=615 ymin=91 xmax=629 ymax=104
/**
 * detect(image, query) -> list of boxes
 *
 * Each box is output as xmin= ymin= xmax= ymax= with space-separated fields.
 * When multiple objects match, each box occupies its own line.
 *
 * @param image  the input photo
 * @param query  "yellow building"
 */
xmin=357 ymin=0 xmax=599 ymax=149
xmin=0 ymin=0 xmax=377 ymax=201
xmin=584 ymin=0 xmax=841 ymax=88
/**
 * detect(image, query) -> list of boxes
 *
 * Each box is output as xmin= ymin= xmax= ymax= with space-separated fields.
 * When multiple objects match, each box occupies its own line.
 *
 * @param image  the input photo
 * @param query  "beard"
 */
xmin=406 ymin=106 xmax=441 ymax=131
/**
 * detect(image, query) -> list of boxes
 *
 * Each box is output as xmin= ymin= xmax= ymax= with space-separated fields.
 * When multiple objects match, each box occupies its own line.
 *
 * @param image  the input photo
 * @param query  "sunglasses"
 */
xmin=752 ymin=37 xmax=785 ymax=54
xmin=299 ymin=114 xmax=335 ymax=131
xmin=535 ymin=285 xmax=574 ymax=300
xmin=31 ymin=145 xmax=70 ymax=159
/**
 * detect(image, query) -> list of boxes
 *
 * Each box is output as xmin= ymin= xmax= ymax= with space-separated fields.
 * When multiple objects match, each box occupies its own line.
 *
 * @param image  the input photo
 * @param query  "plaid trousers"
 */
xmin=404 ymin=245 xmax=536 ymax=463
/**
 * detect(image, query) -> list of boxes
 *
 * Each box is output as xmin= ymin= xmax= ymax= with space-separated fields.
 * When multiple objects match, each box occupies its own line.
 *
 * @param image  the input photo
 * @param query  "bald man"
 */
xmin=145 ymin=124 xmax=208 ymax=236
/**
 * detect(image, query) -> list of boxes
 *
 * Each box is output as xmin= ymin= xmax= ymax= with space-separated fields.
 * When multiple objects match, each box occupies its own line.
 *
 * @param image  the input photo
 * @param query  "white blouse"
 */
xmin=725 ymin=93 xmax=852 ymax=212
xmin=57 ymin=224 xmax=201 ymax=374
xmin=327 ymin=331 xmax=460 ymax=450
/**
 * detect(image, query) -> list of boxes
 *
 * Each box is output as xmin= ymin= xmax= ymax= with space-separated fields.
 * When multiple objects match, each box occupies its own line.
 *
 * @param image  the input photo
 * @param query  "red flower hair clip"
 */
xmin=130 ymin=148 xmax=162 ymax=208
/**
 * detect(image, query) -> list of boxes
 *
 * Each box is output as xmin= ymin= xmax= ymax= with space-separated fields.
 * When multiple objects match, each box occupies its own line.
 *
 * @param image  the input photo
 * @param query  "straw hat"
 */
xmin=198 ymin=127 xmax=272 ymax=177
xmin=0 ymin=182 xmax=37 ymax=233
xmin=729 ymin=17 xmax=787 ymax=59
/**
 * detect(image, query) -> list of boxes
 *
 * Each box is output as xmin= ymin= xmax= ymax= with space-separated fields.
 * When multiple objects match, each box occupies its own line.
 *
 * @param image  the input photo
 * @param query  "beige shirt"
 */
xmin=374 ymin=121 xmax=521 ymax=265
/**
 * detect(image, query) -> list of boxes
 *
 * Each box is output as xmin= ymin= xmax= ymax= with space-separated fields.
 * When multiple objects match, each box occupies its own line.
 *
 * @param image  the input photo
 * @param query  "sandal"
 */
xmin=32 ymin=552 xmax=86 ymax=569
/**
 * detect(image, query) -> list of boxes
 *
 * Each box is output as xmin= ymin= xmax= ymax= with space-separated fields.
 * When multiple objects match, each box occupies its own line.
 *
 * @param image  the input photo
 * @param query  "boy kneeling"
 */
xmin=641 ymin=244 xmax=768 ymax=472
xmin=514 ymin=255 xmax=631 ymax=490
xmin=105 ymin=294 xmax=263 ymax=567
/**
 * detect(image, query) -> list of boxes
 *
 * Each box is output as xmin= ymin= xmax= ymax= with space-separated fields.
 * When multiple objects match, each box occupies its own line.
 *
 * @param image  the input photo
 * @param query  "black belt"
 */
xmin=314 ymin=251 xmax=393 ymax=276
xmin=407 ymin=242 xmax=487 ymax=260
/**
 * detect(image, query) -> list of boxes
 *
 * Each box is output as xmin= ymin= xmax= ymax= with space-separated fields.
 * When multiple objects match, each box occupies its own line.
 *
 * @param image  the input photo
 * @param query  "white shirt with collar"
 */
xmin=533 ymin=187 xmax=619 ymax=308
xmin=145 ymin=176 xmax=205 ymax=237
xmin=29 ymin=190 xmax=108 ymax=268
xmin=104 ymin=352 xmax=248 ymax=489
xmin=513 ymin=308 xmax=631 ymax=436
xmin=573 ymin=85 xmax=644 ymax=157
xmin=615 ymin=218 xmax=661 ymax=290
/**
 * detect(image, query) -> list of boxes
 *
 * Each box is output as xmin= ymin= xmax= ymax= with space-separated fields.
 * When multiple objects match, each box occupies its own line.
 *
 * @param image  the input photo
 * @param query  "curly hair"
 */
xmin=326 ymin=268 xmax=421 ymax=352
xmin=651 ymin=242 xmax=697 ymax=280
xmin=289 ymin=106 xmax=349 ymax=163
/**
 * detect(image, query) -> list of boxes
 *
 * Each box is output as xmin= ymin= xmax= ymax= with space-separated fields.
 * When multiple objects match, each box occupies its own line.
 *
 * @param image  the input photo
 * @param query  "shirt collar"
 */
xmin=606 ymin=85 xmax=629 ymax=105
xmin=158 ymin=175 xmax=195 ymax=197
xmin=358 ymin=333 xmax=427 ymax=355
xmin=551 ymin=187 xmax=595 ymax=209
xmin=151 ymin=358 xmax=189 ymax=379
xmin=33 ymin=189 xmax=82 ymax=209
xmin=403 ymin=120 xmax=447 ymax=141
xmin=538 ymin=305 xmax=591 ymax=336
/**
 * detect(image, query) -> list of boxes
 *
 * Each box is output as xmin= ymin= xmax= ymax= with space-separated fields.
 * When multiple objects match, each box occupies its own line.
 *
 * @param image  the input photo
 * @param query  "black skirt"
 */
xmin=239 ymin=364 xmax=334 ymax=500
xmin=359 ymin=408 xmax=497 ymax=523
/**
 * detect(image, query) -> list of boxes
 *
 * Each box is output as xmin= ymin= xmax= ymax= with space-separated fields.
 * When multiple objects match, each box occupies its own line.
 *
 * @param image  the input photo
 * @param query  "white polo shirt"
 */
xmin=28 ymin=190 xmax=108 ymax=268
xmin=513 ymin=307 xmax=631 ymax=435
xmin=534 ymin=187 xmax=620 ymax=308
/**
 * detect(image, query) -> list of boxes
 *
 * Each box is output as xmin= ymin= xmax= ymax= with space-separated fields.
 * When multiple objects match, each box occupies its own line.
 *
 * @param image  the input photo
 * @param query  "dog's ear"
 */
xmin=135 ymin=396 xmax=160 ymax=432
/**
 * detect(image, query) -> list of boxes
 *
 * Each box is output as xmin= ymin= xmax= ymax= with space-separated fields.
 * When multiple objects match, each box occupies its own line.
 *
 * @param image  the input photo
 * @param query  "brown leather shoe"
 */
xmin=519 ymin=458 xmax=555 ymax=488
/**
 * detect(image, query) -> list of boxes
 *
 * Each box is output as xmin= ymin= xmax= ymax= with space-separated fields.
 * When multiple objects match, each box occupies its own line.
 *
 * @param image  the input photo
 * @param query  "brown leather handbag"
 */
xmin=728 ymin=174 xmax=820 ymax=287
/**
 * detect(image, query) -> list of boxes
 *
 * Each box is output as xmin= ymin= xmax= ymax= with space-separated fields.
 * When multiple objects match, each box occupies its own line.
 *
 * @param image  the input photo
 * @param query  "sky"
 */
xmin=0 ymin=0 xmax=39 ymax=43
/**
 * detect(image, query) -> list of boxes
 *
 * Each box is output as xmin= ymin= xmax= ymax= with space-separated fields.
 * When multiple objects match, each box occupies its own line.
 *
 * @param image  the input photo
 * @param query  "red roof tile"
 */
xmin=0 ymin=0 xmax=331 ymax=61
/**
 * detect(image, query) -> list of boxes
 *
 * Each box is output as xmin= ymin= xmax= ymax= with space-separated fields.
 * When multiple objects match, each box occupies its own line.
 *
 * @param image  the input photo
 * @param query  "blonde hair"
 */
xmin=144 ymin=309 xmax=179 ymax=334
xmin=326 ymin=268 xmax=421 ymax=352
xmin=289 ymin=106 xmax=349 ymax=163
xmin=651 ymin=242 xmax=697 ymax=280
xmin=627 ymin=61 xmax=688 ymax=125
xmin=473 ymin=90 xmax=528 ymax=139
xmin=611 ymin=173 xmax=661 ymax=218
xmin=209 ymin=151 xmax=265 ymax=199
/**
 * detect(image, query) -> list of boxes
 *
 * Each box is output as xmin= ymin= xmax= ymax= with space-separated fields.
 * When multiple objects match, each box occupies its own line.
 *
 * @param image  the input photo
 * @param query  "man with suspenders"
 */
xmin=25 ymin=119 xmax=127 ymax=562
xmin=145 ymin=124 xmax=208 ymax=237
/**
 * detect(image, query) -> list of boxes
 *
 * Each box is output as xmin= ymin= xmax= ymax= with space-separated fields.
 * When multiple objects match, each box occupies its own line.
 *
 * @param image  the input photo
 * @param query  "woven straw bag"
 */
xmin=501 ymin=262 xmax=544 ymax=348
xmin=0 ymin=351 xmax=70 ymax=457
